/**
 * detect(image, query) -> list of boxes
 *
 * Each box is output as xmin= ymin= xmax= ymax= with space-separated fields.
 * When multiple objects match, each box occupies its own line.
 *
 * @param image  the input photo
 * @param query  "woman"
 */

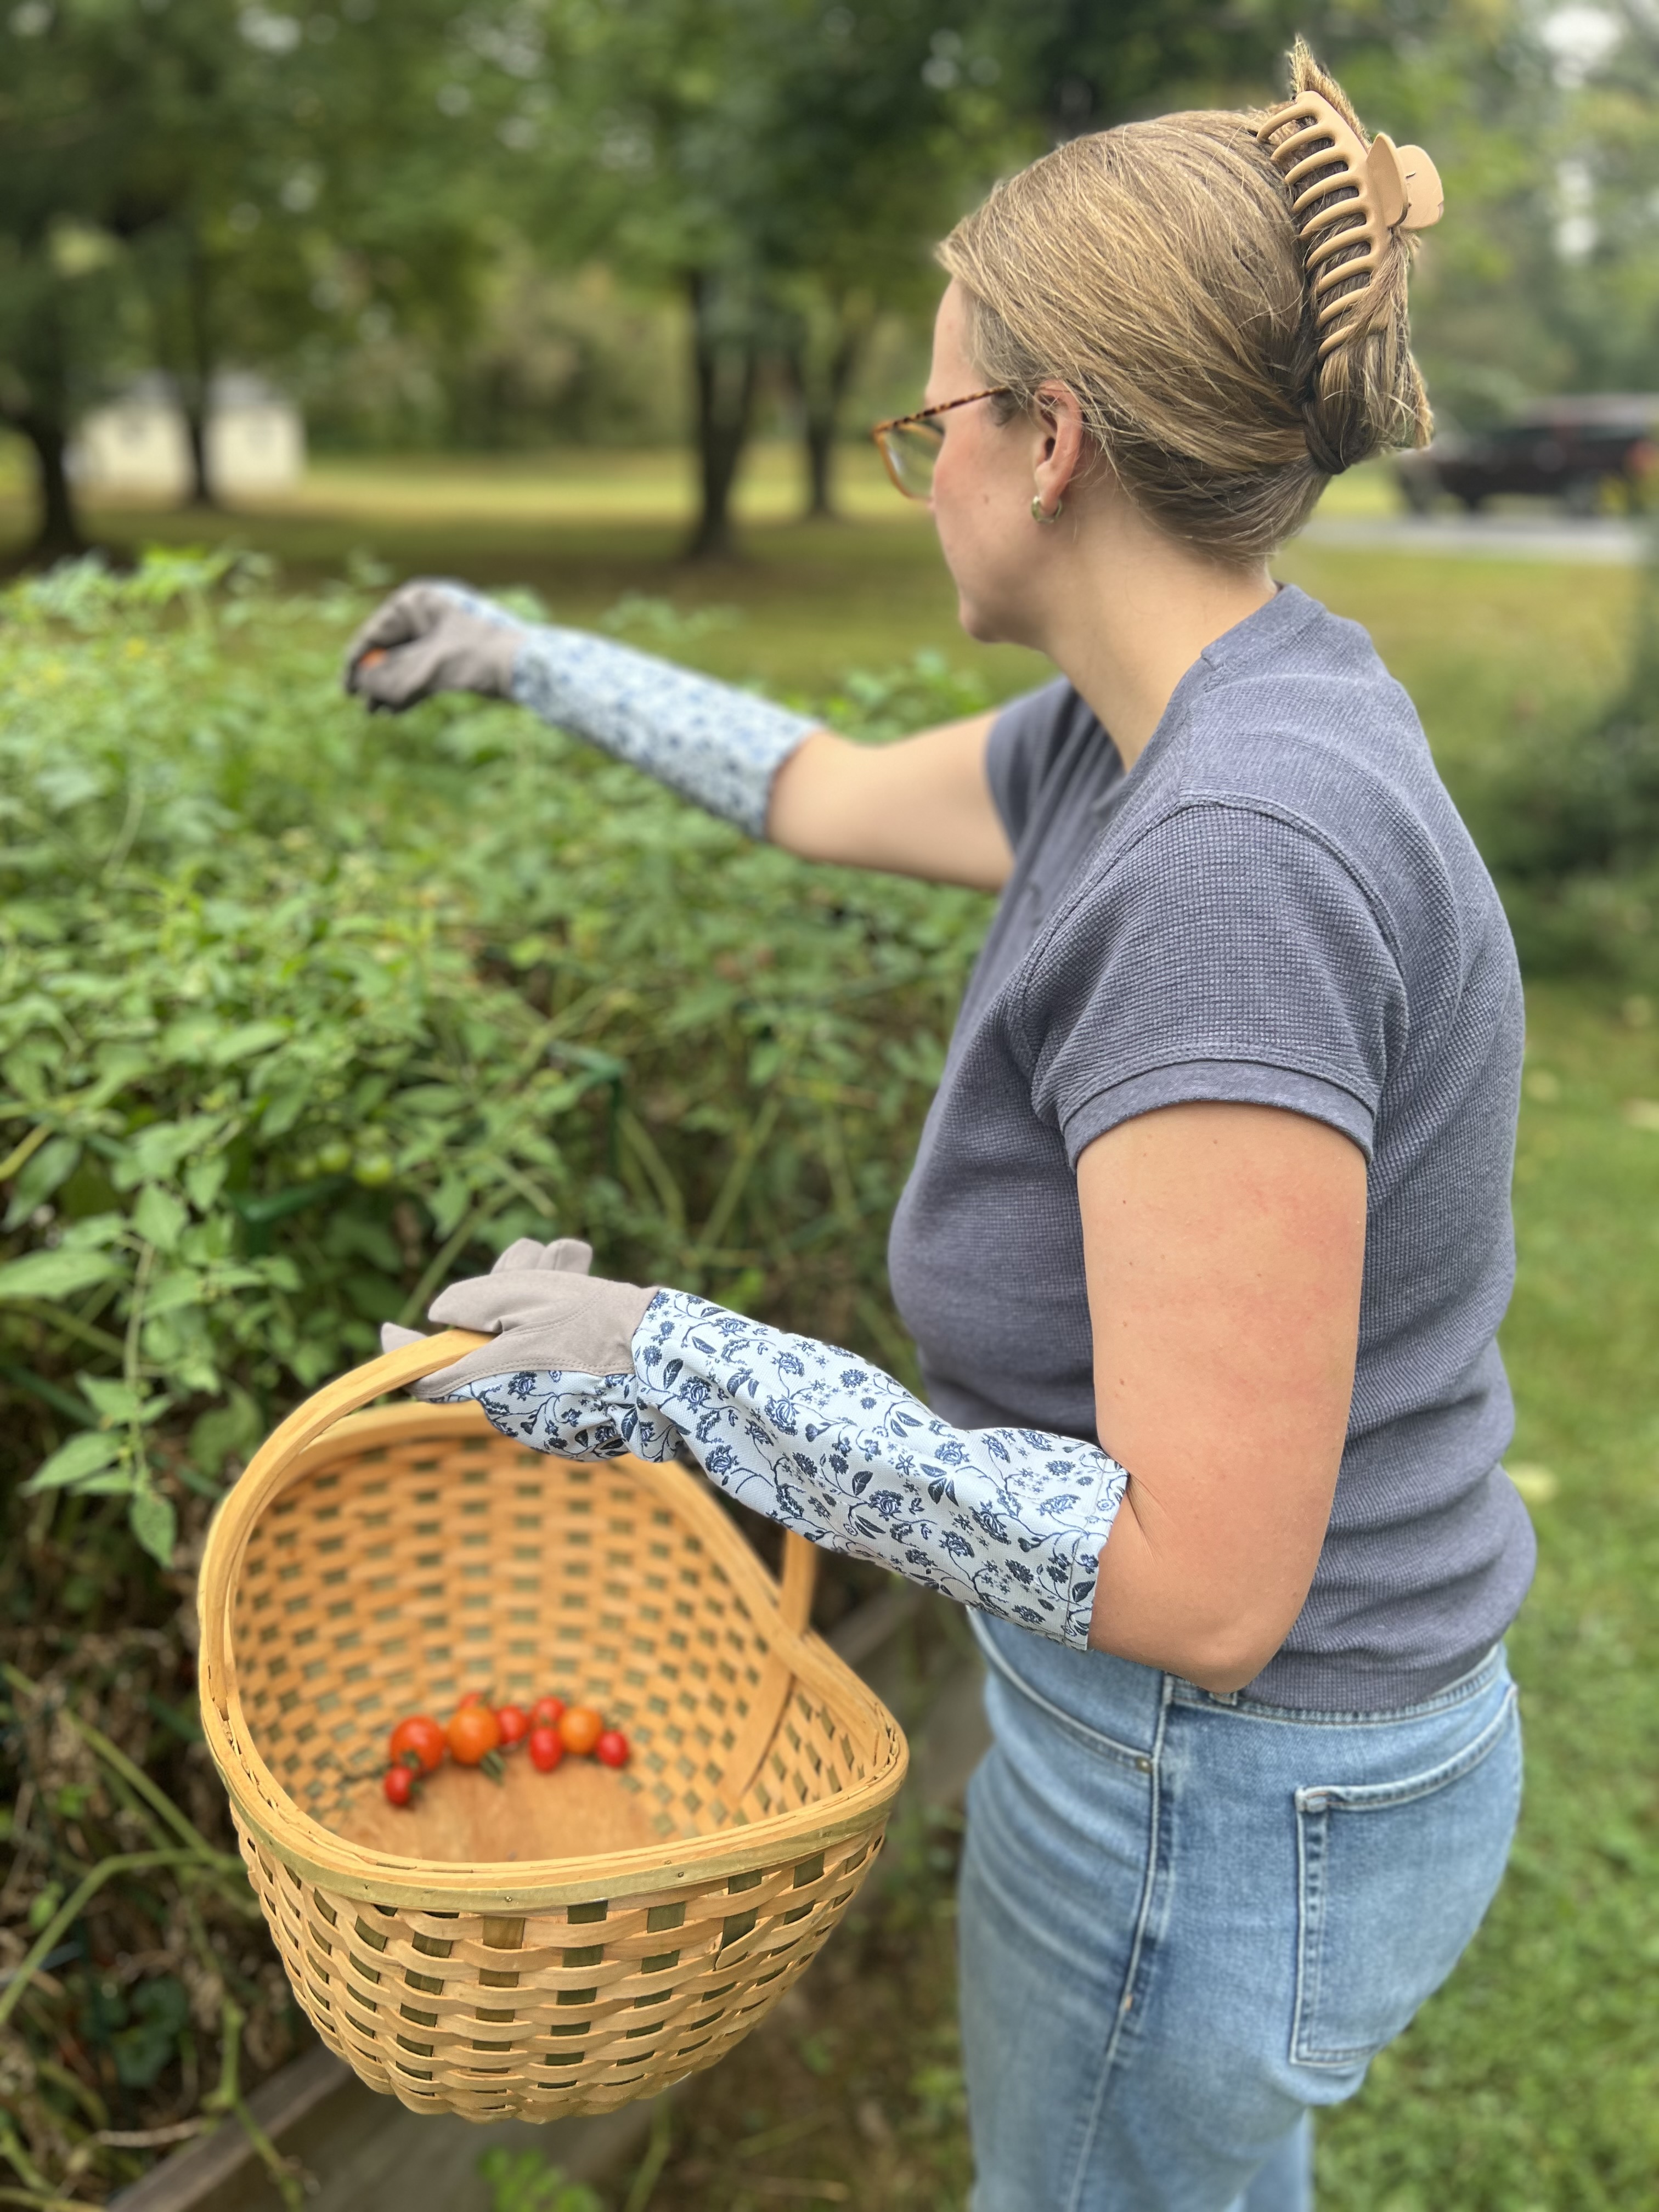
xmin=349 ymin=46 xmax=1531 ymax=2212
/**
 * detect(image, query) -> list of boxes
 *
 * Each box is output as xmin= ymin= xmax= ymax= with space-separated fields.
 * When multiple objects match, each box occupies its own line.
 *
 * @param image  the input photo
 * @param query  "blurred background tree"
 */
xmin=5 ymin=0 xmax=1659 ymax=559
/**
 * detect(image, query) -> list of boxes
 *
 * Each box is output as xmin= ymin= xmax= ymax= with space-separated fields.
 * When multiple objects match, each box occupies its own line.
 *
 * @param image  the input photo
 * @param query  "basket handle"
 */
xmin=199 ymin=1331 xmax=820 ymax=1720
xmin=198 ymin=1329 xmax=490 ymax=1726
xmin=777 ymin=1531 xmax=816 ymax=1636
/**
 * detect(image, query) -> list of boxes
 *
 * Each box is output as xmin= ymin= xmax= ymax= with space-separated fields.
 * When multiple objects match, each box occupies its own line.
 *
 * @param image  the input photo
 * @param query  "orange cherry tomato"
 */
xmin=595 ymin=1729 xmax=630 ymax=1770
xmin=529 ymin=1696 xmax=565 ymax=1731
xmin=558 ymin=1704 xmax=603 ymax=1757
xmin=383 ymin=1764 xmax=415 ymax=1807
xmin=528 ymin=1725 xmax=564 ymax=1774
xmin=447 ymin=1705 xmax=502 ymax=1766
xmin=495 ymin=1703 xmax=529 ymax=1749
xmin=388 ymin=1716 xmax=445 ymax=1775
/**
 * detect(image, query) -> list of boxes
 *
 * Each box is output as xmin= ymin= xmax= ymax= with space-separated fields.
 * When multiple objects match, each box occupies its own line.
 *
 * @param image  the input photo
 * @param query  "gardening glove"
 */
xmin=343 ymin=579 xmax=526 ymax=710
xmin=380 ymin=1236 xmax=658 ymax=1398
xmin=344 ymin=577 xmax=820 ymax=837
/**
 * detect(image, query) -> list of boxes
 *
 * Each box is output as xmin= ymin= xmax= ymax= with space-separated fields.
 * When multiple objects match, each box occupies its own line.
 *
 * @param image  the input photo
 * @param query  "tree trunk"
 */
xmin=179 ymin=238 xmax=219 ymax=507
xmin=685 ymin=270 xmax=759 ymax=561
xmin=182 ymin=399 xmax=217 ymax=509
xmin=784 ymin=307 xmax=866 ymax=521
xmin=16 ymin=409 xmax=86 ymax=563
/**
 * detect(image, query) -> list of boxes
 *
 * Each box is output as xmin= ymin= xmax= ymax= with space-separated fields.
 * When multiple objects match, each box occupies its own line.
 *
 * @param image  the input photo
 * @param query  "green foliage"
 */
xmin=0 ymin=553 xmax=992 ymax=1562
xmin=109 ymin=1974 xmax=192 ymax=2090
xmin=478 ymin=2147 xmax=604 ymax=2212
xmin=1455 ymin=529 xmax=1659 ymax=978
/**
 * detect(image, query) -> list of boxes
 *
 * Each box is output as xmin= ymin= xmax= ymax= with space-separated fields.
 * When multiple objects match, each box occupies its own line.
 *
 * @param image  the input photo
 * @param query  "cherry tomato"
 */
xmin=388 ymin=1715 xmax=445 ymax=1775
xmin=447 ymin=1705 xmax=502 ymax=1766
xmin=529 ymin=1696 xmax=566 ymax=1731
xmin=595 ymin=1729 xmax=630 ymax=1770
xmin=528 ymin=1725 xmax=564 ymax=1774
xmin=495 ymin=1703 xmax=529 ymax=1750
xmin=456 ymin=1690 xmax=486 ymax=1709
xmin=558 ymin=1704 xmax=604 ymax=1757
xmin=383 ymin=1764 xmax=414 ymax=1807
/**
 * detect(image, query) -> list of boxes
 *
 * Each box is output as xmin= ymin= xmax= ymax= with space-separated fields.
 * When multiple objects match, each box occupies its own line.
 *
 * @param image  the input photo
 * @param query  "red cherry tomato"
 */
xmin=383 ymin=1764 xmax=414 ymax=1807
xmin=495 ymin=1704 xmax=529 ymax=1749
xmin=559 ymin=1705 xmax=603 ymax=1757
xmin=388 ymin=1715 xmax=445 ymax=1775
xmin=456 ymin=1690 xmax=486 ymax=1709
xmin=595 ymin=1729 xmax=630 ymax=1770
xmin=447 ymin=1705 xmax=502 ymax=1766
xmin=528 ymin=1726 xmax=564 ymax=1774
xmin=529 ymin=1696 xmax=565 ymax=1731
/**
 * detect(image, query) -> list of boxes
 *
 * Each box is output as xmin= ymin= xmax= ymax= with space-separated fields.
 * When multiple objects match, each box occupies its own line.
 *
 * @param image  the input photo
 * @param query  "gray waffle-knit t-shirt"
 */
xmin=886 ymin=584 xmax=1535 ymax=1710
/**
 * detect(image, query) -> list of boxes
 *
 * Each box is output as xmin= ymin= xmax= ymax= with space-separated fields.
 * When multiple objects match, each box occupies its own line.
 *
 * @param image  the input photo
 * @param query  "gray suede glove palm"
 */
xmin=381 ymin=1237 xmax=657 ymax=1398
xmin=343 ymin=580 xmax=525 ymax=711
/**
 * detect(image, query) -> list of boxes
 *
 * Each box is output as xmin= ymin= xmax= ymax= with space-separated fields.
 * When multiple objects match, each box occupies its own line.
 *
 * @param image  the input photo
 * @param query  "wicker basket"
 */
xmin=198 ymin=1330 xmax=909 ymax=2121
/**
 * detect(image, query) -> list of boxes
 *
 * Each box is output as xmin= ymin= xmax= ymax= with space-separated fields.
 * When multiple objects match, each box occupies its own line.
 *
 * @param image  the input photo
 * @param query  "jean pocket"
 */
xmin=1290 ymin=1684 xmax=1521 ymax=2069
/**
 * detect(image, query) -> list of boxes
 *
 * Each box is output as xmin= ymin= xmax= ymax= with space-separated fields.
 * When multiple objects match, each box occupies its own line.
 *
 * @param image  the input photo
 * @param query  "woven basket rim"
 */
xmin=199 ymin=1358 xmax=907 ymax=1912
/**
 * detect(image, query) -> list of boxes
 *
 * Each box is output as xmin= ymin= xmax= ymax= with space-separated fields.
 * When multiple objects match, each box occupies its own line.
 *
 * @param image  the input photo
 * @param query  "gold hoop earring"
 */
xmin=1031 ymin=493 xmax=1063 ymax=523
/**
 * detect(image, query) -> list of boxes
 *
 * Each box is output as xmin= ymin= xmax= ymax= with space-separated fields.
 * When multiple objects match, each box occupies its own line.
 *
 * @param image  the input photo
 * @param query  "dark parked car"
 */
xmin=1395 ymin=396 xmax=1659 ymax=514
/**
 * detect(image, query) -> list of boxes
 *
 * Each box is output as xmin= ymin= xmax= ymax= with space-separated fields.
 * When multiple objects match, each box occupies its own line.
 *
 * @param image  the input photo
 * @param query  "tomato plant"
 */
xmin=0 ymin=555 xmax=990 ymax=1573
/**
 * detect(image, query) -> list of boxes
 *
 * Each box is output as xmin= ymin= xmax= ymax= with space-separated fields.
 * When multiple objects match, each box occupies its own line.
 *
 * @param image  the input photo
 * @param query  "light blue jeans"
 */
xmin=959 ymin=1621 xmax=1521 ymax=2212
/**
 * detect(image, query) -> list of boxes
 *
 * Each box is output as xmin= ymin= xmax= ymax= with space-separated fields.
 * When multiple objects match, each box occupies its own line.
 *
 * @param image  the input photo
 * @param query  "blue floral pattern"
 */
xmin=442 ymin=1290 xmax=1128 ymax=1651
xmin=509 ymin=626 xmax=820 ymax=837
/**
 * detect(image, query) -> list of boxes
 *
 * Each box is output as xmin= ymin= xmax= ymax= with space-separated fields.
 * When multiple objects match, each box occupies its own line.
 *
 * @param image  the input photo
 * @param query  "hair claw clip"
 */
xmin=1257 ymin=91 xmax=1443 ymax=359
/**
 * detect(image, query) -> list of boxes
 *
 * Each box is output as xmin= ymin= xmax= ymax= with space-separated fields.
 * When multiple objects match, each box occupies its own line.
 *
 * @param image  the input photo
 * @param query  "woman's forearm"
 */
xmin=508 ymin=622 xmax=821 ymax=837
xmin=439 ymin=1288 xmax=1128 ymax=1651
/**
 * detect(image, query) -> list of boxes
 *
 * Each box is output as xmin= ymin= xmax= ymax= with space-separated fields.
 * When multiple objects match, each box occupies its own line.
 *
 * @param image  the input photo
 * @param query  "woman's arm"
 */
xmin=1080 ymin=1101 xmax=1367 ymax=1691
xmin=392 ymin=1103 xmax=1362 ymax=1688
xmin=766 ymin=712 xmax=1013 ymax=890
xmin=345 ymin=582 xmax=1014 ymax=890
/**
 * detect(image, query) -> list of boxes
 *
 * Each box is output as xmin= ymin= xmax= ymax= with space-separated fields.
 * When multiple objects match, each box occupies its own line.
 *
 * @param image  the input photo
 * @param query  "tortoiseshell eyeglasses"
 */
xmin=870 ymin=387 xmax=1012 ymax=500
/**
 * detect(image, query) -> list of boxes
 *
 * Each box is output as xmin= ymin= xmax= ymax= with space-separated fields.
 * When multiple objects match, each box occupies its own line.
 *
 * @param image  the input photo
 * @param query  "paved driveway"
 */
xmin=1300 ymin=512 xmax=1651 ymax=563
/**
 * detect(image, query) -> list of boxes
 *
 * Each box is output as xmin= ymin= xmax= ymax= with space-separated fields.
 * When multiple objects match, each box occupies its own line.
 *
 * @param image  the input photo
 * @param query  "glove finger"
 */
xmin=407 ymin=1357 xmax=488 ymax=1401
xmin=493 ymin=1237 xmax=556 ymax=1273
xmin=342 ymin=586 xmax=437 ymax=682
xmin=490 ymin=1236 xmax=594 ymax=1276
xmin=350 ymin=631 xmax=450 ymax=710
xmin=345 ymin=579 xmax=470 ymax=654
xmin=531 ymin=1238 xmax=594 ymax=1274
xmin=380 ymin=1322 xmax=426 ymax=1353
xmin=425 ymin=1272 xmax=587 ymax=1334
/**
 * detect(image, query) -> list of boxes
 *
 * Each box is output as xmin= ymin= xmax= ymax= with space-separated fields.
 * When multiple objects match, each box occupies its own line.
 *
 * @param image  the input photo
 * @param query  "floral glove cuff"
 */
xmin=440 ymin=1289 xmax=1128 ymax=1652
xmin=510 ymin=628 xmax=820 ymax=837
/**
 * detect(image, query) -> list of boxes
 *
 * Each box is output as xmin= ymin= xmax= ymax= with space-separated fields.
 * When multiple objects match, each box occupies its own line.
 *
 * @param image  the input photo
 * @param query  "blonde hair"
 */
xmin=936 ymin=41 xmax=1432 ymax=562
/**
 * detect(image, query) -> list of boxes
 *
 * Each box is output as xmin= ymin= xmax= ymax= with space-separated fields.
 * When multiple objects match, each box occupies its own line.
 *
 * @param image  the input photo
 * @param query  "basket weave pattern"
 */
xmin=199 ymin=1333 xmax=908 ymax=2120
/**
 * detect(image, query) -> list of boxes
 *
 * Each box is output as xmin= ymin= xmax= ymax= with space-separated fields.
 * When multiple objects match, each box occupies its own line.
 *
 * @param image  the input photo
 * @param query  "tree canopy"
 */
xmin=4 ymin=0 xmax=1658 ymax=558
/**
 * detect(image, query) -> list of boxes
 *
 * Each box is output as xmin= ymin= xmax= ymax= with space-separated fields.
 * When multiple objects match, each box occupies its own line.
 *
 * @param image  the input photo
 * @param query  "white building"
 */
xmin=71 ymin=374 xmax=305 ymax=500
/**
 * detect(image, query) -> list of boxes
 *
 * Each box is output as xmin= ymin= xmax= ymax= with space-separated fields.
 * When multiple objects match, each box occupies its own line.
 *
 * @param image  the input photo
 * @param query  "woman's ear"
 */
xmin=1031 ymin=381 xmax=1088 ymax=515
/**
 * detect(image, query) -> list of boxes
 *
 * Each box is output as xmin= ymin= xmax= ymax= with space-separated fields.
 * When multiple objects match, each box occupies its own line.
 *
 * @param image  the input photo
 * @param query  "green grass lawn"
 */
xmin=2 ymin=448 xmax=1653 ymax=2209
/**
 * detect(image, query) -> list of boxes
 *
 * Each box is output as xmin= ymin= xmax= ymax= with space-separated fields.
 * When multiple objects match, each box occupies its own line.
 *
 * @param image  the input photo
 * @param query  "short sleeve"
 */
xmin=984 ymin=678 xmax=1082 ymax=846
xmin=1025 ymin=804 xmax=1406 ymax=1164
